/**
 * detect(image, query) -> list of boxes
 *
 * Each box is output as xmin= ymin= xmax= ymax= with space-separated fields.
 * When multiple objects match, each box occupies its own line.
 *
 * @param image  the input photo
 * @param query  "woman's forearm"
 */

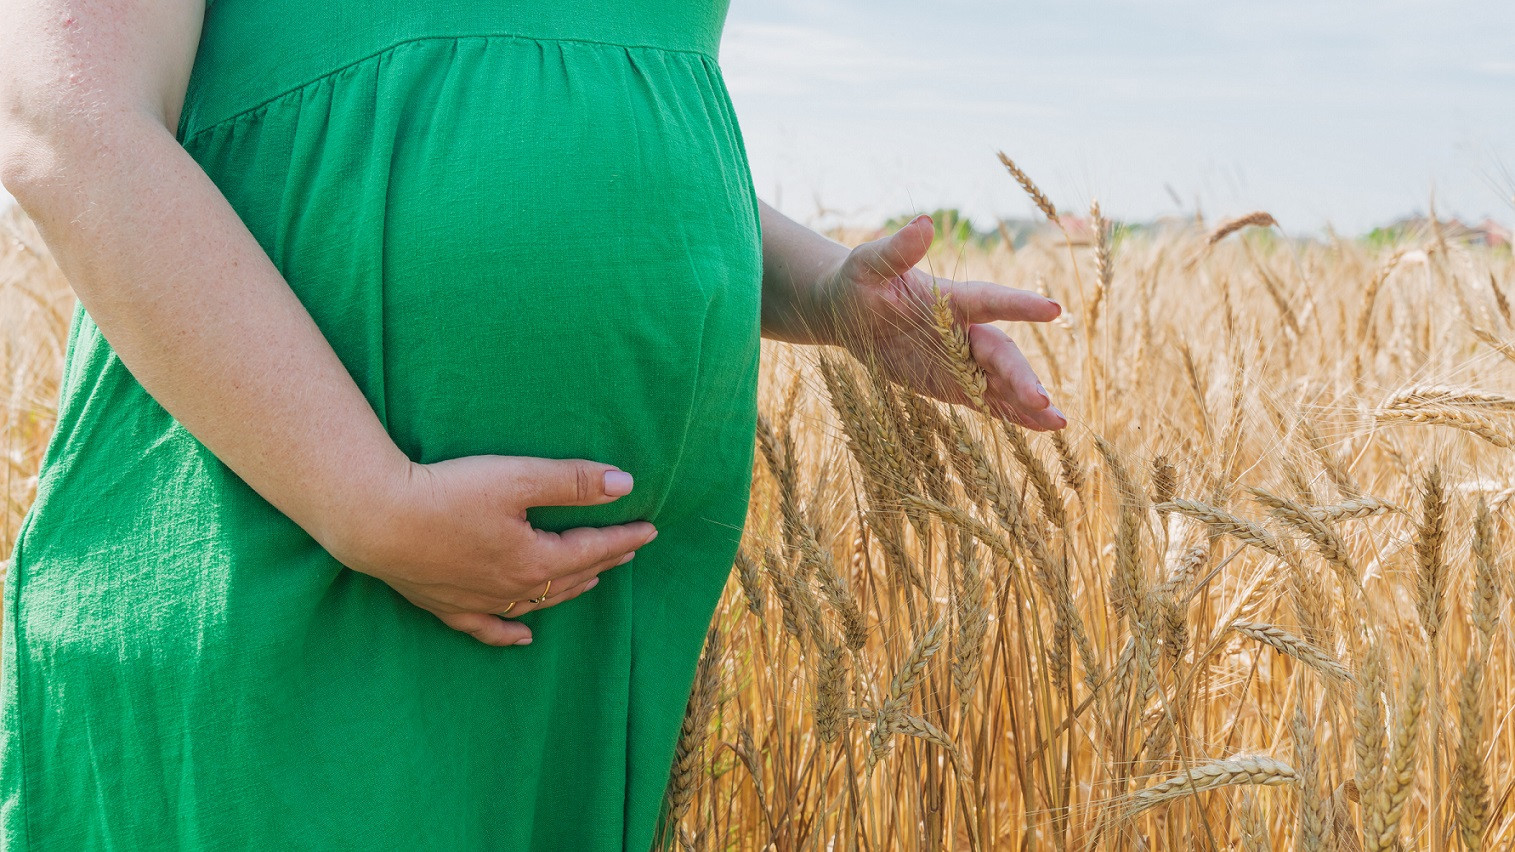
xmin=757 ymin=199 xmax=851 ymax=346
xmin=2 ymin=111 xmax=408 ymax=550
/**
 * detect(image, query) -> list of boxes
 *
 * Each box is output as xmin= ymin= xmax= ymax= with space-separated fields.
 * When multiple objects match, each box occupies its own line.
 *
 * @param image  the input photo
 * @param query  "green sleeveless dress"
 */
xmin=0 ymin=1 xmax=761 ymax=849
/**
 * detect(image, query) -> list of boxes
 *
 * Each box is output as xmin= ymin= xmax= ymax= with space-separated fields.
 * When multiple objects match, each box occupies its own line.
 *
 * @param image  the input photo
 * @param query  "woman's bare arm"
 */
xmin=0 ymin=0 xmax=412 ymax=548
xmin=0 ymin=0 xmax=656 ymax=646
xmin=757 ymin=199 xmax=852 ymax=346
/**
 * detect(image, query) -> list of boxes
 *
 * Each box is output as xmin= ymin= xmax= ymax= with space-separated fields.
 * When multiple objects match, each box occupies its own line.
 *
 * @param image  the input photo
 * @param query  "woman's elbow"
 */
xmin=0 ymin=89 xmax=162 ymax=222
xmin=0 ymin=76 xmax=87 ymax=211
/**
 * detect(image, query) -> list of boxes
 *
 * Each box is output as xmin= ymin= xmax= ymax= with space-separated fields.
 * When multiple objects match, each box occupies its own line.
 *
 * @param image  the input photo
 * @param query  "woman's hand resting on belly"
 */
xmin=323 ymin=454 xmax=659 ymax=647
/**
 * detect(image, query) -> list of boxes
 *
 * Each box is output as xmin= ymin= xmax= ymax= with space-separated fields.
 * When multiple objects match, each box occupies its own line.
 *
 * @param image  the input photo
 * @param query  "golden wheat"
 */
xmin=9 ymin=162 xmax=1515 ymax=851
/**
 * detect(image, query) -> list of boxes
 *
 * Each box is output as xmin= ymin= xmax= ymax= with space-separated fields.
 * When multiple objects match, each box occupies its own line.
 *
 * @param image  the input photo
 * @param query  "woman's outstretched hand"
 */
xmin=816 ymin=214 xmax=1067 ymax=431
xmin=322 ymin=455 xmax=657 ymax=647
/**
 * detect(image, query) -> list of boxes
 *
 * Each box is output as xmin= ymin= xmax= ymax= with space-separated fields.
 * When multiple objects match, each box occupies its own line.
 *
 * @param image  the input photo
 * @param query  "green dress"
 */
xmin=0 ymin=1 xmax=761 ymax=848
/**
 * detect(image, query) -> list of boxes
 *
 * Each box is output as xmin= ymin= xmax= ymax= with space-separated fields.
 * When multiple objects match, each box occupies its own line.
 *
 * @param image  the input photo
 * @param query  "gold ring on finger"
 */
xmin=529 ymin=578 xmax=552 ymax=605
xmin=496 ymin=600 xmax=518 ymax=617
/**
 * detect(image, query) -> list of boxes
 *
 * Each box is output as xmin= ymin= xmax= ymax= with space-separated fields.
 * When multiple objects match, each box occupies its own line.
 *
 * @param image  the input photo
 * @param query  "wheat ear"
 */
xmin=1122 ymin=756 xmax=1298 ymax=819
xmin=1206 ymin=211 xmax=1278 ymax=245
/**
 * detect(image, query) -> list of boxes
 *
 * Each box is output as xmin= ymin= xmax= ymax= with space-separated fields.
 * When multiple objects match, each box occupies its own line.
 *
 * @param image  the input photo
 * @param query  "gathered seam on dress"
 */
xmin=180 ymin=32 xmax=719 ymax=146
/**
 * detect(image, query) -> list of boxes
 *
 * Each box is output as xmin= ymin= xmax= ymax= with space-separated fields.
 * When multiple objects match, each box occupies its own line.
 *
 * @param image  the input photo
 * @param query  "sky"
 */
xmin=719 ymin=0 xmax=1515 ymax=236
xmin=3 ymin=2 xmax=1511 ymax=237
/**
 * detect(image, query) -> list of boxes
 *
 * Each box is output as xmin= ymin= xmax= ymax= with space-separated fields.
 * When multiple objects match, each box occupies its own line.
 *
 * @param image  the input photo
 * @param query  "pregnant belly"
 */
xmin=185 ymin=41 xmax=763 ymax=531
xmin=377 ymin=202 xmax=761 ymax=535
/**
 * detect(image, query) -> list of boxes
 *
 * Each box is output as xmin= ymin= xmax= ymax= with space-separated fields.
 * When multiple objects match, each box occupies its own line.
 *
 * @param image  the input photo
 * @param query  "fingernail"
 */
xmin=1035 ymin=382 xmax=1050 ymax=406
xmin=645 ymin=527 xmax=659 ymax=544
xmin=514 ymin=635 xmax=532 ymax=646
xmin=585 ymin=576 xmax=600 ymax=591
xmin=1051 ymin=406 xmax=1066 ymax=422
xmin=617 ymin=551 xmax=636 ymax=565
xmin=603 ymin=470 xmax=634 ymax=497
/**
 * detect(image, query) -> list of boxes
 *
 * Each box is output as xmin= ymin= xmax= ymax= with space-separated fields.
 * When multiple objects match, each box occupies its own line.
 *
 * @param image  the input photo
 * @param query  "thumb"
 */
xmin=843 ymin=213 xmax=934 ymax=285
xmin=506 ymin=457 xmax=635 ymax=508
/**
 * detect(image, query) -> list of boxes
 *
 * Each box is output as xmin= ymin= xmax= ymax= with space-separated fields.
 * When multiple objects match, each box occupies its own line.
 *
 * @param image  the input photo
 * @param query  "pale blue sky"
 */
xmin=721 ymin=0 xmax=1515 ymax=235
xmin=3 ymin=3 xmax=1510 ymax=236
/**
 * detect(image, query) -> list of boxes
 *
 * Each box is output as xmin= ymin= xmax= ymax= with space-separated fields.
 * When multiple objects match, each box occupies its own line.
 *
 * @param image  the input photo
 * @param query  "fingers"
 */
xmin=500 ymin=572 xmax=604 ymax=618
xmin=438 ymin=610 xmax=533 ymax=647
xmin=537 ymin=545 xmax=637 ymax=596
xmin=435 ymin=570 xmax=610 ymax=646
xmin=546 ymin=574 xmax=600 ymax=605
xmin=945 ymin=279 xmax=1061 ymax=325
xmin=469 ymin=552 xmax=626 ymax=642
xmin=842 ymin=214 xmax=934 ymax=286
xmin=534 ymin=520 xmax=658 ymax=574
xmin=506 ymin=457 xmax=637 ymax=508
xmin=967 ymin=323 xmax=1067 ymax=431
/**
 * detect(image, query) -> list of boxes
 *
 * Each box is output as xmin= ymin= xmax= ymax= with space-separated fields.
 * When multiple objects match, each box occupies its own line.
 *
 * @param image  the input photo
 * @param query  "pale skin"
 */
xmin=0 ymin=0 xmax=1062 ymax=648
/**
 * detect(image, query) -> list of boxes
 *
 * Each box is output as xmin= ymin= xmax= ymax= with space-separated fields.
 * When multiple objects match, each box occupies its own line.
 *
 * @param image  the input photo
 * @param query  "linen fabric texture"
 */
xmin=1 ymin=0 xmax=762 ymax=849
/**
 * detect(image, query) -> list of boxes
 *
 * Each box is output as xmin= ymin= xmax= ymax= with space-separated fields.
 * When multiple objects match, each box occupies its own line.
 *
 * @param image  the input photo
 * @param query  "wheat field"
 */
xmin=4 ymin=162 xmax=1515 ymax=850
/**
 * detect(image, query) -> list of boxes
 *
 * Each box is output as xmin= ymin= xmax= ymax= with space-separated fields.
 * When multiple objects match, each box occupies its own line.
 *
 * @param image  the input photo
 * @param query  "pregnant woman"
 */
xmin=0 ymin=0 xmax=1065 ymax=848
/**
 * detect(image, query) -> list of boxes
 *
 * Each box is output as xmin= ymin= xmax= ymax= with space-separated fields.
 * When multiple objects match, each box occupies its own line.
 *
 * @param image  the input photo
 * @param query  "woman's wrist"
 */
xmin=304 ymin=444 xmax=417 ymax=572
xmin=758 ymin=200 xmax=852 ymax=346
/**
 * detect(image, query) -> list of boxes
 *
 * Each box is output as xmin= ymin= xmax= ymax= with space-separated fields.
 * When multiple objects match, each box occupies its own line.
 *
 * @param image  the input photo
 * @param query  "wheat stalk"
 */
xmin=1156 ymin=499 xmax=1287 ymax=559
xmin=667 ymin=625 xmax=724 ymax=829
xmin=1293 ymin=704 xmax=1329 ymax=852
xmin=1308 ymin=496 xmax=1402 ymax=521
xmin=1231 ymin=620 xmax=1353 ymax=684
xmin=1206 ymin=211 xmax=1278 ymax=246
xmin=1375 ymin=406 xmax=1515 ymax=448
xmin=1414 ymin=466 xmax=1448 ymax=645
xmin=1366 ymin=665 xmax=1426 ymax=852
xmin=867 ymin=617 xmax=948 ymax=770
xmin=1121 ymin=756 xmax=1298 ymax=819
xmin=996 ymin=151 xmax=1059 ymax=223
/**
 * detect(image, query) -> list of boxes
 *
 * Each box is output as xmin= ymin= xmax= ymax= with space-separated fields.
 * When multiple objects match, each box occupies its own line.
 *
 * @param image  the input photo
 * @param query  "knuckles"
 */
xmin=512 ymin=557 xmax=552 ymax=588
xmin=574 ymin=466 xmax=597 ymax=504
xmin=592 ymin=538 xmax=620 ymax=567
